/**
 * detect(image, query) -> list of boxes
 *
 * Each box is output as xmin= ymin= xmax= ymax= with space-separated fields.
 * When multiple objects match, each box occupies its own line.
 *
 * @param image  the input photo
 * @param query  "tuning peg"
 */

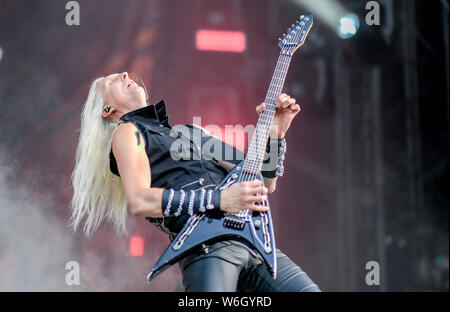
xmin=278 ymin=37 xmax=282 ymax=41
xmin=300 ymin=15 xmax=304 ymax=19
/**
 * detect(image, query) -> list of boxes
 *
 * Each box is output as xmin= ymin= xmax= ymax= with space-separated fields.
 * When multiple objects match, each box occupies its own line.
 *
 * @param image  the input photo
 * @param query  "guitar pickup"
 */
xmin=223 ymin=216 xmax=246 ymax=230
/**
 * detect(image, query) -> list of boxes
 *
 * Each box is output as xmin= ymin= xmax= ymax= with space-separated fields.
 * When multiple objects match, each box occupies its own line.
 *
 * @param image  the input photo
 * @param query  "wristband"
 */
xmin=162 ymin=187 xmax=221 ymax=217
xmin=261 ymin=137 xmax=286 ymax=178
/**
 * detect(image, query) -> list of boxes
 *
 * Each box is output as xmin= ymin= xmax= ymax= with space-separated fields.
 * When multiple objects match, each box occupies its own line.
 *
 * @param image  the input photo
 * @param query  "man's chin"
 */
xmin=129 ymin=90 xmax=147 ymax=105
xmin=138 ymin=88 xmax=148 ymax=101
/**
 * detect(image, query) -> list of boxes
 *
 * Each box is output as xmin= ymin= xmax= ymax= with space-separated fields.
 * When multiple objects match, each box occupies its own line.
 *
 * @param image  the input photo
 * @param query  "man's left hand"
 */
xmin=255 ymin=93 xmax=301 ymax=139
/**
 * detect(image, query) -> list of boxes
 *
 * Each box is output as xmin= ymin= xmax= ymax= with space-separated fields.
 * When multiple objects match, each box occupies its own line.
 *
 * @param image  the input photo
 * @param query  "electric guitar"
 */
xmin=147 ymin=12 xmax=314 ymax=282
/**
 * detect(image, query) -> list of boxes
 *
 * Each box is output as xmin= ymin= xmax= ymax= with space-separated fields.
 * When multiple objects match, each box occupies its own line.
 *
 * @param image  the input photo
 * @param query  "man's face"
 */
xmin=99 ymin=72 xmax=146 ymax=111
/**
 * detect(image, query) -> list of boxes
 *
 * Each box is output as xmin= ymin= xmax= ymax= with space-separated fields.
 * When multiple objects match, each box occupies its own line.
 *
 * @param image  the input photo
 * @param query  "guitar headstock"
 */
xmin=278 ymin=12 xmax=313 ymax=56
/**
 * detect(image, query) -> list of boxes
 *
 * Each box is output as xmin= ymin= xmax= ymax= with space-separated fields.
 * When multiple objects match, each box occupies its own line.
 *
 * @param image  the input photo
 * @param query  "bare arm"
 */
xmin=262 ymin=176 xmax=278 ymax=193
xmin=112 ymin=122 xmax=164 ymax=217
xmin=113 ymin=123 xmax=269 ymax=218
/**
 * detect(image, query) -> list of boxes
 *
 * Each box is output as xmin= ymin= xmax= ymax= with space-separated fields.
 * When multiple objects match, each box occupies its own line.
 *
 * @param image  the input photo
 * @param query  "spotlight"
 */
xmin=338 ymin=13 xmax=360 ymax=39
xmin=129 ymin=236 xmax=144 ymax=257
xmin=196 ymin=30 xmax=246 ymax=53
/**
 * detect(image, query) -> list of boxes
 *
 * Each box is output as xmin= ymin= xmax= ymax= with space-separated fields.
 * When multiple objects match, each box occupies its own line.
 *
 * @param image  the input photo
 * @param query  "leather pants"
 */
xmin=178 ymin=240 xmax=321 ymax=292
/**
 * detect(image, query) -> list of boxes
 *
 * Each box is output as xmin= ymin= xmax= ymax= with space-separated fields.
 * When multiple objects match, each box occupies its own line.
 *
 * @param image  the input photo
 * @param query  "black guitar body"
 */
xmin=147 ymin=161 xmax=277 ymax=282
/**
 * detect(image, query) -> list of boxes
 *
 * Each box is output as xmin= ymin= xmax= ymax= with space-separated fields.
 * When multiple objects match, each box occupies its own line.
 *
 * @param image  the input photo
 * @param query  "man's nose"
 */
xmin=121 ymin=72 xmax=128 ymax=80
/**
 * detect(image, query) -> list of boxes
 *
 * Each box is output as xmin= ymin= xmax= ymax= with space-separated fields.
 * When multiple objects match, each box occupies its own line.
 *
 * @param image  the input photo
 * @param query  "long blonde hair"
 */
xmin=69 ymin=77 xmax=128 ymax=237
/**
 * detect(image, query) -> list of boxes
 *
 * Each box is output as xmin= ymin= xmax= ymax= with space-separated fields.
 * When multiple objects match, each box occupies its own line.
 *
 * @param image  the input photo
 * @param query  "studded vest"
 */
xmin=109 ymin=100 xmax=245 ymax=237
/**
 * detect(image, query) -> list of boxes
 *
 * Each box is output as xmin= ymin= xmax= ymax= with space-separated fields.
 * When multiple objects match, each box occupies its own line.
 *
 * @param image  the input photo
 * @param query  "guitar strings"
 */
xmin=242 ymin=20 xmax=306 ymax=182
xmin=241 ymin=51 xmax=293 ymax=181
xmin=236 ymin=53 xmax=291 ymax=218
xmin=238 ymin=50 xmax=294 ymax=217
xmin=235 ymin=22 xmax=305 ymax=218
xmin=242 ymin=53 xmax=288 ymax=178
xmin=242 ymin=34 xmax=299 ymax=180
xmin=241 ymin=53 xmax=292 ymax=217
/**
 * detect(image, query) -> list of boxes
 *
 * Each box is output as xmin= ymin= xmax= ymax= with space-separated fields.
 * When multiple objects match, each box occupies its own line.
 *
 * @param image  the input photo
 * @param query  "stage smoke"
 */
xmin=0 ymin=147 xmax=79 ymax=291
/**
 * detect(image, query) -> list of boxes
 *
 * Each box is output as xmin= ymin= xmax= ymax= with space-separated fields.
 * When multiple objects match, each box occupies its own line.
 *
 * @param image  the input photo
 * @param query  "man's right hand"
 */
xmin=220 ymin=180 xmax=269 ymax=213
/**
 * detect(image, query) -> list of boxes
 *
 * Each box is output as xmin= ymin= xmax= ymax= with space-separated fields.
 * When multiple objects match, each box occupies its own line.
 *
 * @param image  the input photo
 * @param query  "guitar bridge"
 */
xmin=223 ymin=216 xmax=246 ymax=230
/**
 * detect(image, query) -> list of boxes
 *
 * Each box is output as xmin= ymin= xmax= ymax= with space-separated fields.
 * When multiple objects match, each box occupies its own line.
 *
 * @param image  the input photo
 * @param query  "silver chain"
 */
xmin=260 ymin=212 xmax=272 ymax=253
xmin=172 ymin=213 xmax=205 ymax=250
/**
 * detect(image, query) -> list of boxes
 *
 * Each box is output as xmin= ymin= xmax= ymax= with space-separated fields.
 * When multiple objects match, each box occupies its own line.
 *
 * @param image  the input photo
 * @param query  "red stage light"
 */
xmin=129 ymin=236 xmax=144 ymax=257
xmin=196 ymin=30 xmax=246 ymax=52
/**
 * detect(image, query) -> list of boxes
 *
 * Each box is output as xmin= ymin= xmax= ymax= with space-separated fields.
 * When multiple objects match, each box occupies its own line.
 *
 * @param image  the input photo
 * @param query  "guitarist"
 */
xmin=70 ymin=71 xmax=320 ymax=292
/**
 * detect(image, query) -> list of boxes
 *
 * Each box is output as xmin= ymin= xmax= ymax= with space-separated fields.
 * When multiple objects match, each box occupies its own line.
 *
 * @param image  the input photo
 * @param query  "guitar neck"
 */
xmin=242 ymin=52 xmax=293 ymax=175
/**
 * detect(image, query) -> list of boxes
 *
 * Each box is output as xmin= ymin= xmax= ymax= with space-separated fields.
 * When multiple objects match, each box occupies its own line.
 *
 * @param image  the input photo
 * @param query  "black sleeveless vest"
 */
xmin=109 ymin=100 xmax=245 ymax=236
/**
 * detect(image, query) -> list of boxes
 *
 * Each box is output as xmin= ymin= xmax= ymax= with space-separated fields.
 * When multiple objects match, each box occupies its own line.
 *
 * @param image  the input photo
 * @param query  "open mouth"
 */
xmin=127 ymin=73 xmax=143 ymax=91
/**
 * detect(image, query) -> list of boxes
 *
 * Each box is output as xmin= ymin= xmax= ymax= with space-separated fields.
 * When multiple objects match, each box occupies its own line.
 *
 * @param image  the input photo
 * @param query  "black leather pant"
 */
xmin=178 ymin=240 xmax=321 ymax=292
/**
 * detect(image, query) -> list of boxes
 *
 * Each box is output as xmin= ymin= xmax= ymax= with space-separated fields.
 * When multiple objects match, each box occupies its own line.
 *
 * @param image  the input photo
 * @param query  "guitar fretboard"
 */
xmin=241 ymin=52 xmax=293 ymax=177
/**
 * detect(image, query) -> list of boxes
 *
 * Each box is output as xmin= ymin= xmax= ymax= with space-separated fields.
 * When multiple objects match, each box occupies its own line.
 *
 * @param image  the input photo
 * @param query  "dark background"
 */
xmin=0 ymin=0 xmax=447 ymax=291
